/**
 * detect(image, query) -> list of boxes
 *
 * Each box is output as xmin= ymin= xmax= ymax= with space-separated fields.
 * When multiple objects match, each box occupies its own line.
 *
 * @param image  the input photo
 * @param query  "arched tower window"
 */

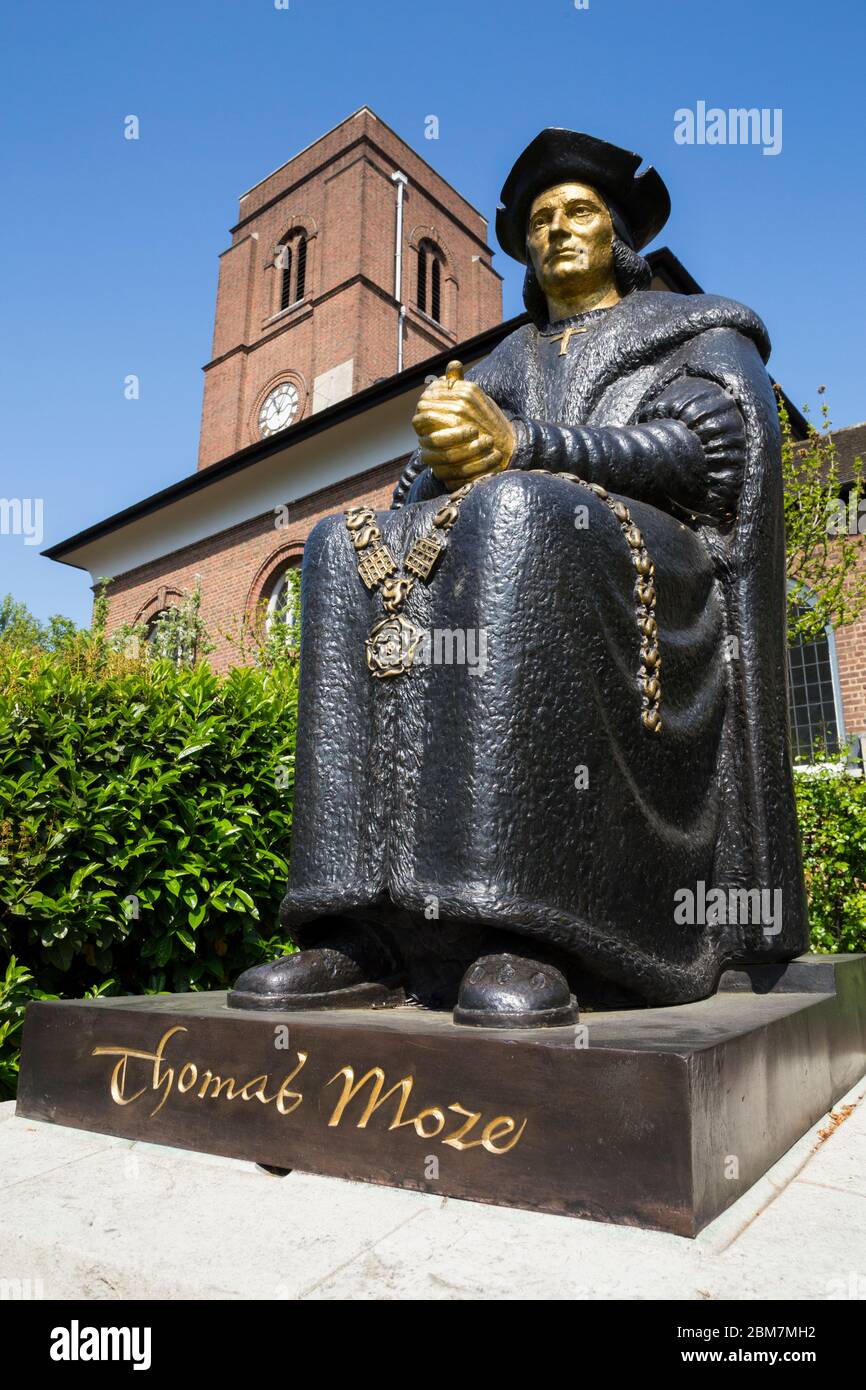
xmin=416 ymin=239 xmax=445 ymax=324
xmin=277 ymin=229 xmax=308 ymax=312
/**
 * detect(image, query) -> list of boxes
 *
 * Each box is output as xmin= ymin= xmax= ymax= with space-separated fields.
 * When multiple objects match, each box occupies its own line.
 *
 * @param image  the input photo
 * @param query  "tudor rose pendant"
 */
xmin=365 ymin=612 xmax=425 ymax=678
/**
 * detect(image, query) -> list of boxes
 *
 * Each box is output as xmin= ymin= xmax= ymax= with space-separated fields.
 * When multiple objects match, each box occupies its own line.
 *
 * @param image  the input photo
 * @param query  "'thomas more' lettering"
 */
xmin=91 ymin=1026 xmax=527 ymax=1155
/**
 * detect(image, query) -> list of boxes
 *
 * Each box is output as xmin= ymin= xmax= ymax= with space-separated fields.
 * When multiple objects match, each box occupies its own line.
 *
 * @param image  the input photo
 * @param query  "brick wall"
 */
xmin=833 ymin=539 xmax=866 ymax=736
xmin=103 ymin=457 xmax=410 ymax=673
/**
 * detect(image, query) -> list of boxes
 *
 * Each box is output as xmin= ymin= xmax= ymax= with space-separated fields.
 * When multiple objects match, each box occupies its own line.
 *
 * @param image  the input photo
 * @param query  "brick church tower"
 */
xmin=198 ymin=108 xmax=503 ymax=468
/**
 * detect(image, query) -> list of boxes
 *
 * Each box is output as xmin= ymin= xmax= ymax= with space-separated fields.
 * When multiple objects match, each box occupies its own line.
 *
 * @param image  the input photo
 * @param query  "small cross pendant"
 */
xmin=550 ymin=324 xmax=588 ymax=356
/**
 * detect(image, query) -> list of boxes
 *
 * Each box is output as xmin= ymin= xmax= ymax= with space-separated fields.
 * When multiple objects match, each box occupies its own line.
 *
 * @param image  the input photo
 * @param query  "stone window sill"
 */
xmin=262 ymin=298 xmax=313 ymax=330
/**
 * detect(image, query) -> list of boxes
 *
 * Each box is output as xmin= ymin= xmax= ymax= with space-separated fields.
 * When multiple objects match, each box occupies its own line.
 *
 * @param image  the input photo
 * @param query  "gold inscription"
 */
xmin=326 ymin=1066 xmax=527 ymax=1154
xmin=91 ymin=1029 xmax=527 ymax=1155
xmin=92 ymin=1027 xmax=308 ymax=1119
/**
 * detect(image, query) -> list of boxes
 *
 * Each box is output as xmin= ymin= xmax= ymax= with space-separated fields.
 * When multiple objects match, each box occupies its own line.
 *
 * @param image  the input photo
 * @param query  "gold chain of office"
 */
xmin=344 ymin=473 xmax=662 ymax=734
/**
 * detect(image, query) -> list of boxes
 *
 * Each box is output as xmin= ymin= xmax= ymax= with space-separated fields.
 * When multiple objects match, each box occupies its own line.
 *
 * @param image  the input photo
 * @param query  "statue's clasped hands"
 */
xmin=412 ymin=361 xmax=516 ymax=492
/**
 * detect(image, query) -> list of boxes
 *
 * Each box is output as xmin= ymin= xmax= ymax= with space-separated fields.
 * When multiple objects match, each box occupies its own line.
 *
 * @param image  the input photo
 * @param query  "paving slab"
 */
xmin=1 ymin=1072 xmax=865 ymax=1300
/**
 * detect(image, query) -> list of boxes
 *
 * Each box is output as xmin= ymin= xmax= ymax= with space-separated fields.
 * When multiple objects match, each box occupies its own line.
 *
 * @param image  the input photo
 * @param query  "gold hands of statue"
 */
xmin=412 ymin=361 xmax=516 ymax=492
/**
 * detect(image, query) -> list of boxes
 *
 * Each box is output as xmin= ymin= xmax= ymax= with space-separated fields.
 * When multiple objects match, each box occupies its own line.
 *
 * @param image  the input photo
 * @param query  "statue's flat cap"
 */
xmin=496 ymin=129 xmax=671 ymax=261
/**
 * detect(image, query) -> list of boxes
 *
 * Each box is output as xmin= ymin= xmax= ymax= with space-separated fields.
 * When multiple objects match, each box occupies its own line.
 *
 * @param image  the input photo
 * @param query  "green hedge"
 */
xmin=0 ymin=640 xmax=297 ymax=1098
xmin=795 ymin=770 xmax=866 ymax=953
xmin=2 ymin=634 xmax=865 ymax=1099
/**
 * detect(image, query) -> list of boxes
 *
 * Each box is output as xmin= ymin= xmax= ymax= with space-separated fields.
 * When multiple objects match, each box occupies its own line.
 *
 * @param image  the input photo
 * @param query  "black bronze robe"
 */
xmin=280 ymin=290 xmax=808 ymax=1004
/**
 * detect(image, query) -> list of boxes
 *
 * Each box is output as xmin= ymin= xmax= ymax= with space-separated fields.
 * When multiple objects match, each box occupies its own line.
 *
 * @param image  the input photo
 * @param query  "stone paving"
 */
xmin=1 ymin=1074 xmax=865 ymax=1300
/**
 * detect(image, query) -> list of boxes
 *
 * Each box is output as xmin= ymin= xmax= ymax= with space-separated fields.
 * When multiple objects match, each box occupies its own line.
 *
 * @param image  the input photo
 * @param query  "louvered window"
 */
xmin=431 ymin=255 xmax=441 ymax=323
xmin=277 ymin=229 xmax=308 ymax=311
xmin=279 ymin=243 xmax=294 ymax=310
xmin=296 ymin=236 xmax=307 ymax=300
xmin=417 ymin=246 xmax=427 ymax=314
xmin=416 ymin=239 xmax=444 ymax=324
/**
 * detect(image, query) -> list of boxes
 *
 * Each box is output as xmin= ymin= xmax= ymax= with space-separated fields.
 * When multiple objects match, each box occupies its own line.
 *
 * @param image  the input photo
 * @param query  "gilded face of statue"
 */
xmin=526 ymin=182 xmax=616 ymax=303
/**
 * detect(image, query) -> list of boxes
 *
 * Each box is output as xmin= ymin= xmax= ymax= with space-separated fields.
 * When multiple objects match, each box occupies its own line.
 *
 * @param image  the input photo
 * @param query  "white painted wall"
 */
xmin=59 ymin=386 xmax=421 ymax=583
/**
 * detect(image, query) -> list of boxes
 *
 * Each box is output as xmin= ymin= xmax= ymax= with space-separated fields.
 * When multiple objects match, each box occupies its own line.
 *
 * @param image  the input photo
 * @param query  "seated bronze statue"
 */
xmin=230 ymin=129 xmax=808 ymax=1025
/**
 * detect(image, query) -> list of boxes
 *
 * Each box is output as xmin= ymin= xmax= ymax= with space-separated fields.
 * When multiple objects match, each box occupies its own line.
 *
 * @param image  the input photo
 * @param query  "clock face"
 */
xmin=258 ymin=382 xmax=300 ymax=437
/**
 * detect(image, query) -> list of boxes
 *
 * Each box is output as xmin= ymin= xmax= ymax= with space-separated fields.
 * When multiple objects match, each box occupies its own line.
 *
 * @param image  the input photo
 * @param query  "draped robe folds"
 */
xmin=280 ymin=290 xmax=809 ymax=1005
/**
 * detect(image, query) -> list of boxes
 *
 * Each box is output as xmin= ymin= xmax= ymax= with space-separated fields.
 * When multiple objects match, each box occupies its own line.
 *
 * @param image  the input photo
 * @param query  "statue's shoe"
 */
xmin=227 ymin=929 xmax=405 ymax=1012
xmin=453 ymin=952 xmax=578 ymax=1029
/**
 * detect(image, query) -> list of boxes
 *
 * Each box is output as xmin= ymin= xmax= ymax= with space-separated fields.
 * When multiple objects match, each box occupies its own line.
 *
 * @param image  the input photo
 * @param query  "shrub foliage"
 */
xmin=0 ymin=638 xmax=297 ymax=1097
xmin=795 ymin=770 xmax=866 ymax=954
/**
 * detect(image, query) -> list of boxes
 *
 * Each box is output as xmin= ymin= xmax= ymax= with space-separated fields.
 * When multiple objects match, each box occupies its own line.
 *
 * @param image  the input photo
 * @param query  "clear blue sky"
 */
xmin=2 ymin=0 xmax=864 ymax=626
